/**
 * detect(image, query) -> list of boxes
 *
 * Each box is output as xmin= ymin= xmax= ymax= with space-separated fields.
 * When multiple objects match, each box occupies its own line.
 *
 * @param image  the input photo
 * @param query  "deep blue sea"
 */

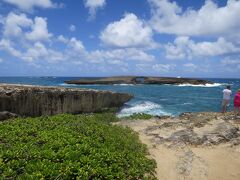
xmin=0 ymin=77 xmax=240 ymax=117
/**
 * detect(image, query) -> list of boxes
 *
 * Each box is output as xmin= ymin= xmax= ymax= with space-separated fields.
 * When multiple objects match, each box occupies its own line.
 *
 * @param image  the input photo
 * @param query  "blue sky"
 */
xmin=0 ymin=0 xmax=239 ymax=78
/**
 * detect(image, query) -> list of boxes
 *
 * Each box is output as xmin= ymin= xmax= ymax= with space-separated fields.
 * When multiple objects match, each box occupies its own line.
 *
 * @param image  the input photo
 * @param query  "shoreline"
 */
xmin=1 ymin=105 xmax=240 ymax=179
xmin=0 ymin=83 xmax=133 ymax=117
xmin=116 ymin=112 xmax=240 ymax=180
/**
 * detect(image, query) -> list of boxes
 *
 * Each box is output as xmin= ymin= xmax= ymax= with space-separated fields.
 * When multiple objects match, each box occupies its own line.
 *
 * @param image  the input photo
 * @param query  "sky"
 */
xmin=0 ymin=0 xmax=240 ymax=78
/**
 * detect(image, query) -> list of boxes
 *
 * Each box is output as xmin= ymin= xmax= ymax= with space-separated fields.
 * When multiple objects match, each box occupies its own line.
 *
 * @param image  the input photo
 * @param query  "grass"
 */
xmin=0 ymin=113 xmax=156 ymax=179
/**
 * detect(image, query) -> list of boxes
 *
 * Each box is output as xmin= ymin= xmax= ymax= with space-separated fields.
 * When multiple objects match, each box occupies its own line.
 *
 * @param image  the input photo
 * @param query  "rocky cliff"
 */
xmin=0 ymin=84 xmax=133 ymax=117
xmin=65 ymin=76 xmax=212 ymax=85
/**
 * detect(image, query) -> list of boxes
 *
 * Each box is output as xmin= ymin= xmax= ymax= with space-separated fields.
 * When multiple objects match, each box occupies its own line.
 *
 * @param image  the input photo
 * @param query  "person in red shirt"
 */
xmin=234 ymin=89 xmax=240 ymax=114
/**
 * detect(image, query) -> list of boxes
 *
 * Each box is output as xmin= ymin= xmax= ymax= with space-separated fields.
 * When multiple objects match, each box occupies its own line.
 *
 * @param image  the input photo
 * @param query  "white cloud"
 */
xmin=0 ymin=38 xmax=22 ymax=57
xmin=0 ymin=58 xmax=3 ymax=63
xmin=108 ymin=60 xmax=123 ymax=65
xmin=68 ymin=37 xmax=85 ymax=52
xmin=1 ymin=13 xmax=62 ymax=63
xmin=0 ymin=10 xmax=155 ymax=69
xmin=23 ymin=42 xmax=64 ymax=63
xmin=221 ymin=57 xmax=240 ymax=69
xmin=2 ymin=0 xmax=56 ymax=11
xmin=184 ymin=63 xmax=197 ymax=69
xmin=100 ymin=13 xmax=157 ymax=48
xmin=57 ymin=35 xmax=68 ymax=43
xmin=88 ymin=48 xmax=155 ymax=63
xmin=0 ymin=15 xmax=4 ymax=24
xmin=57 ymin=36 xmax=85 ymax=52
xmin=152 ymin=64 xmax=175 ymax=72
xmin=183 ymin=63 xmax=198 ymax=72
xmin=84 ymin=0 xmax=106 ymax=20
xmin=3 ymin=12 xmax=51 ymax=42
xmin=165 ymin=36 xmax=240 ymax=59
xmin=22 ymin=42 xmax=48 ymax=62
xmin=149 ymin=0 xmax=240 ymax=37
xmin=221 ymin=58 xmax=240 ymax=66
xmin=3 ymin=12 xmax=32 ymax=37
xmin=26 ymin=17 xmax=52 ymax=41
xmin=0 ymin=39 xmax=64 ymax=63
xmin=69 ymin=24 xmax=76 ymax=32
xmin=221 ymin=57 xmax=240 ymax=71
xmin=1 ymin=33 xmax=155 ymax=67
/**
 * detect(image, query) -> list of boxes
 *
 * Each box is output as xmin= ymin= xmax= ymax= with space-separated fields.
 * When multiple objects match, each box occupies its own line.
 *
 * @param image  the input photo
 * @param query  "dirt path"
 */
xmin=117 ymin=112 xmax=240 ymax=180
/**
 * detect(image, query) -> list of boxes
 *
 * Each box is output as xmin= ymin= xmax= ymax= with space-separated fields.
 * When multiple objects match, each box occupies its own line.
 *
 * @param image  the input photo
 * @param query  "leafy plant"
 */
xmin=123 ymin=113 xmax=153 ymax=120
xmin=0 ymin=113 xmax=156 ymax=179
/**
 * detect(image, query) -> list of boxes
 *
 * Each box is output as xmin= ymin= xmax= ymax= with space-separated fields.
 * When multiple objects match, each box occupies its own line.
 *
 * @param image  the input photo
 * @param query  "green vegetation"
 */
xmin=123 ymin=113 xmax=153 ymax=120
xmin=0 ymin=113 xmax=156 ymax=179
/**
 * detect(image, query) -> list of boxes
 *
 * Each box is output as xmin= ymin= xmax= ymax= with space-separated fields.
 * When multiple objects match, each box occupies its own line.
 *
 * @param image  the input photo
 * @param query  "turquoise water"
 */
xmin=0 ymin=77 xmax=239 ymax=117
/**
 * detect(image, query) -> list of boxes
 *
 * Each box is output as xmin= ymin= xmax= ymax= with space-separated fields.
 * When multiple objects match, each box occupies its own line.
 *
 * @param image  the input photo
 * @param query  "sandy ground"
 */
xmin=117 ymin=114 xmax=240 ymax=180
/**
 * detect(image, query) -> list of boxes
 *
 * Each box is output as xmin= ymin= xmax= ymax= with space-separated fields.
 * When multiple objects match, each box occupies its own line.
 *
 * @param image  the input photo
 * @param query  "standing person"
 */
xmin=234 ymin=89 xmax=240 ymax=114
xmin=222 ymin=85 xmax=232 ymax=113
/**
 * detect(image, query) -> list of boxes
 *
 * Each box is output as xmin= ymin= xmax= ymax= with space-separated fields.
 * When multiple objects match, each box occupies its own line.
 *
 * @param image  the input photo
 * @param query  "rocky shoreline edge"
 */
xmin=0 ymin=83 xmax=133 ymax=119
xmin=116 ymin=112 xmax=240 ymax=180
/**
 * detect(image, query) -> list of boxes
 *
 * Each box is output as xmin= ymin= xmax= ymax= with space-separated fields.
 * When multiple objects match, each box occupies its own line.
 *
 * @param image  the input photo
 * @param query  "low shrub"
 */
xmin=0 ymin=113 xmax=156 ymax=179
xmin=123 ymin=113 xmax=153 ymax=120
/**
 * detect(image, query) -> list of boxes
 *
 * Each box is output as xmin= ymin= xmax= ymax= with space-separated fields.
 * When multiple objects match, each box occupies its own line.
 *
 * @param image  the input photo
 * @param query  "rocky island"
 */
xmin=0 ymin=83 xmax=133 ymax=118
xmin=65 ymin=76 xmax=212 ymax=85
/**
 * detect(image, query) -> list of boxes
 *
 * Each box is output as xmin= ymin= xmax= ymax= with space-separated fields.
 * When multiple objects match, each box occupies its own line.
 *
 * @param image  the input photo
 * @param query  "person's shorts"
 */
xmin=222 ymin=99 xmax=230 ymax=106
xmin=234 ymin=102 xmax=240 ymax=107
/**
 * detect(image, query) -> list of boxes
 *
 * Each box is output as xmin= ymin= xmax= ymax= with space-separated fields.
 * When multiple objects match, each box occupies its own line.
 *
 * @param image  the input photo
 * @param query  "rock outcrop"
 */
xmin=134 ymin=112 xmax=240 ymax=146
xmin=0 ymin=84 xmax=133 ymax=117
xmin=65 ymin=76 xmax=212 ymax=85
xmin=117 ymin=112 xmax=240 ymax=180
xmin=0 ymin=111 xmax=19 ymax=121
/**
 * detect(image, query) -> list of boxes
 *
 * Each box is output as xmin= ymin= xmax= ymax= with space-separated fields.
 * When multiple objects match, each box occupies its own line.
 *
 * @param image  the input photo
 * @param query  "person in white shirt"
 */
xmin=222 ymin=85 xmax=232 ymax=113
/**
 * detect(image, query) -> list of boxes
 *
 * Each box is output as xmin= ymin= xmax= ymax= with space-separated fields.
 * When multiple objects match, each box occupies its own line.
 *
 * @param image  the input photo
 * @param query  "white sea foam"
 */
xmin=59 ymin=83 xmax=80 ymax=86
xmin=182 ymin=102 xmax=193 ymax=105
xmin=59 ymin=83 xmax=69 ymax=86
xmin=113 ymin=84 xmax=135 ymax=86
xmin=117 ymin=101 xmax=171 ymax=117
xmin=59 ymin=83 xmax=102 ymax=87
xmin=177 ymin=83 xmax=222 ymax=87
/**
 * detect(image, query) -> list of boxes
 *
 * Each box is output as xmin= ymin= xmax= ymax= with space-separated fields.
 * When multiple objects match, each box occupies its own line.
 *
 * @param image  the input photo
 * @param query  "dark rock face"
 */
xmin=65 ymin=76 xmax=212 ymax=85
xmin=0 ymin=84 xmax=133 ymax=117
xmin=0 ymin=111 xmax=18 ymax=121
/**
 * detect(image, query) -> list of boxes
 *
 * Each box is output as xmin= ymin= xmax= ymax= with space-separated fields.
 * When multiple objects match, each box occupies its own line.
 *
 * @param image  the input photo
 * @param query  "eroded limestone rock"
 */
xmin=0 ymin=84 xmax=133 ymax=117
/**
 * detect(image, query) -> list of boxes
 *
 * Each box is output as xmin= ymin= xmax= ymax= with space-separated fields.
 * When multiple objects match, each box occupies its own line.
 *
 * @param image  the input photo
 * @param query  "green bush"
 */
xmin=0 ymin=113 xmax=156 ymax=179
xmin=123 ymin=113 xmax=153 ymax=120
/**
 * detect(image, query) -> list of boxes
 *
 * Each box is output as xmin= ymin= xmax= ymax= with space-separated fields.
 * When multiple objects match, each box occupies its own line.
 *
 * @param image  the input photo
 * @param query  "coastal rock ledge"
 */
xmin=117 ymin=112 xmax=240 ymax=180
xmin=0 ymin=84 xmax=133 ymax=117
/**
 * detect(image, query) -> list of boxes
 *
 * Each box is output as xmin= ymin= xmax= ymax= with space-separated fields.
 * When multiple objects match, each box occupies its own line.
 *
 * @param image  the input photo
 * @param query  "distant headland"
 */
xmin=65 ymin=76 xmax=212 ymax=85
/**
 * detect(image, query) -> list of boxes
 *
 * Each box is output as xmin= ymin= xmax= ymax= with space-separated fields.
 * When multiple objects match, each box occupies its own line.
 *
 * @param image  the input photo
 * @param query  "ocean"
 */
xmin=0 ymin=77 xmax=239 ymax=117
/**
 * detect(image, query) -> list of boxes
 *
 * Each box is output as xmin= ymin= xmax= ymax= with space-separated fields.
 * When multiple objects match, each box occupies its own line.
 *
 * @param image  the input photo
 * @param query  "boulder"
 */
xmin=0 ymin=111 xmax=18 ymax=121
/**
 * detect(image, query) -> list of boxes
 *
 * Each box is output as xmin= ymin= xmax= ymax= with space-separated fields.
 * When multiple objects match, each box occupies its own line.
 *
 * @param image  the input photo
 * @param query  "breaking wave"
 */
xmin=113 ymin=84 xmax=135 ymax=86
xmin=117 ymin=101 xmax=172 ymax=117
xmin=58 ymin=83 xmax=80 ymax=87
xmin=177 ymin=83 xmax=222 ymax=87
xmin=181 ymin=102 xmax=193 ymax=105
